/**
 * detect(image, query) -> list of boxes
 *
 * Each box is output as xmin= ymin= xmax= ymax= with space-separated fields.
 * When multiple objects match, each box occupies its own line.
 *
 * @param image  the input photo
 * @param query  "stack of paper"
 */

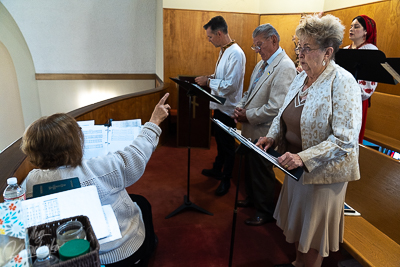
xmin=78 ymin=119 xmax=142 ymax=159
xmin=21 ymin=186 xmax=118 ymax=240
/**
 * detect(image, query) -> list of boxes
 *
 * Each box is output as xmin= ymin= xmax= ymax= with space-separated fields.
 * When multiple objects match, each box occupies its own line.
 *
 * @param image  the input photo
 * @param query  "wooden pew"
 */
xmin=364 ymin=92 xmax=400 ymax=152
xmin=0 ymin=85 xmax=169 ymax=202
xmin=274 ymin=145 xmax=400 ymax=266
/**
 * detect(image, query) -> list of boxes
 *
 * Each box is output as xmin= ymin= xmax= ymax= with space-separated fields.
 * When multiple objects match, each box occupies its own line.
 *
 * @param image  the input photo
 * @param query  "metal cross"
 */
xmin=191 ymin=96 xmax=199 ymax=119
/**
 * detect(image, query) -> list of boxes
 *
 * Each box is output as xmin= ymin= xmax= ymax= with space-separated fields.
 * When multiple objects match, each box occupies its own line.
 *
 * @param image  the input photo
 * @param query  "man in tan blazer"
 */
xmin=233 ymin=24 xmax=296 ymax=226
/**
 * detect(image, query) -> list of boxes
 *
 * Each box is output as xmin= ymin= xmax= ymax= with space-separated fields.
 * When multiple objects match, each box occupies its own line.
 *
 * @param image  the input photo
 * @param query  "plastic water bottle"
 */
xmin=33 ymin=246 xmax=59 ymax=266
xmin=3 ymin=177 xmax=25 ymax=202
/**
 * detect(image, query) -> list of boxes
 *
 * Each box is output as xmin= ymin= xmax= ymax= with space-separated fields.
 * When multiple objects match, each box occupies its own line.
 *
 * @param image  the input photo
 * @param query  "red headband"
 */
xmin=359 ymin=15 xmax=377 ymax=45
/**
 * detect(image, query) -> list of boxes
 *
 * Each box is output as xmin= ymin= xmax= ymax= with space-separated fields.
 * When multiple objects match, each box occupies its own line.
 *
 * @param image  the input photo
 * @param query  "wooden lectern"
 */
xmin=177 ymin=76 xmax=211 ymax=149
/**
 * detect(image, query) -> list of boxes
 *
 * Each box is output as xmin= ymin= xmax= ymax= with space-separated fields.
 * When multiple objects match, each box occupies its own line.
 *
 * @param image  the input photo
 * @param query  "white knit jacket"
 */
xmin=23 ymin=122 xmax=161 ymax=264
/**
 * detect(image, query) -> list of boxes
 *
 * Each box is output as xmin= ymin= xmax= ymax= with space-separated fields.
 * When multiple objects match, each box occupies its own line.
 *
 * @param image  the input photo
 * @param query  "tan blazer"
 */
xmin=237 ymin=50 xmax=296 ymax=141
xmin=267 ymin=61 xmax=362 ymax=185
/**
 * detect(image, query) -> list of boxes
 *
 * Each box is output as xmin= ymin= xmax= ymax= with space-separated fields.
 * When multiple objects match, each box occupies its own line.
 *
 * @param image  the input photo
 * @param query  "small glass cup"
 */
xmin=56 ymin=221 xmax=86 ymax=247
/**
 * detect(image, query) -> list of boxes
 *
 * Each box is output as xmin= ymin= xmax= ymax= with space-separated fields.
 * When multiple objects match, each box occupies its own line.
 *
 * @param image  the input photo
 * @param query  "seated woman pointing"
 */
xmin=257 ymin=14 xmax=361 ymax=267
xmin=21 ymin=93 xmax=170 ymax=266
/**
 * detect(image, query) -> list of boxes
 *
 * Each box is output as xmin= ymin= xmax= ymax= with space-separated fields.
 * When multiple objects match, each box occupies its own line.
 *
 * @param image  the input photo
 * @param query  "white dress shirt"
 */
xmin=209 ymin=43 xmax=246 ymax=117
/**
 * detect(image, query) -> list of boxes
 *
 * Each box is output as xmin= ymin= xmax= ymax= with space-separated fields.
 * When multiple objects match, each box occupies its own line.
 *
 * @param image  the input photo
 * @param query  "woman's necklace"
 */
xmin=295 ymin=91 xmax=306 ymax=108
xmin=351 ymin=41 xmax=365 ymax=49
xmin=295 ymin=77 xmax=309 ymax=108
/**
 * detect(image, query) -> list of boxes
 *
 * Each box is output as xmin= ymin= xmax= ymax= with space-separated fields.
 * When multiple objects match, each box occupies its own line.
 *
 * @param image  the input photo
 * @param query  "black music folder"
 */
xmin=335 ymin=49 xmax=400 ymax=85
xmin=212 ymin=118 xmax=303 ymax=181
xmin=170 ymin=77 xmax=226 ymax=105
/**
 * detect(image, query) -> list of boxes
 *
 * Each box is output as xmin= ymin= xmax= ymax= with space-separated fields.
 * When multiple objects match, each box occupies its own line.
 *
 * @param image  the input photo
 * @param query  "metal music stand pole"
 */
xmin=229 ymin=144 xmax=250 ymax=267
xmin=211 ymin=118 xmax=303 ymax=266
xmin=165 ymin=90 xmax=213 ymax=219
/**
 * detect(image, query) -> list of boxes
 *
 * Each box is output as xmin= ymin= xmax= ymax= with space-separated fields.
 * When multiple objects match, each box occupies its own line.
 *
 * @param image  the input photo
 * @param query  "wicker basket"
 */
xmin=27 ymin=215 xmax=100 ymax=267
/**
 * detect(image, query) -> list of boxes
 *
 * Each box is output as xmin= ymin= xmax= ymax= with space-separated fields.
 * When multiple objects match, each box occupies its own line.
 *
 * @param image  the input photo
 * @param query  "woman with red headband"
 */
xmin=344 ymin=15 xmax=378 ymax=143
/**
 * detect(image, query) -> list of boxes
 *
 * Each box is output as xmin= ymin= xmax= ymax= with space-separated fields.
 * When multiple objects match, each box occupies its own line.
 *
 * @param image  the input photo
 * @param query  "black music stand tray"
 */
xmin=165 ymin=77 xmax=226 ymax=219
xmin=335 ymin=49 xmax=399 ymax=84
xmin=211 ymin=118 xmax=303 ymax=266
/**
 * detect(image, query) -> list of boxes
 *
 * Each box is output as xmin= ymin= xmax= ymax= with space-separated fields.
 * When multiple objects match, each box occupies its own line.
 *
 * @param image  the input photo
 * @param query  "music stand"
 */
xmin=165 ymin=77 xmax=226 ymax=219
xmin=211 ymin=118 xmax=303 ymax=266
xmin=228 ymin=143 xmax=250 ymax=267
xmin=335 ymin=49 xmax=399 ymax=84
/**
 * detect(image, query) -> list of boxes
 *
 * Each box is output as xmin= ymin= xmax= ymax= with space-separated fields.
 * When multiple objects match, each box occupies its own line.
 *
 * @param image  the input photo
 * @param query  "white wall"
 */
xmin=156 ymin=0 xmax=164 ymax=80
xmin=37 ymin=80 xmax=155 ymax=116
xmin=0 ymin=0 xmax=161 ymax=151
xmin=163 ymin=0 xmax=260 ymax=14
xmin=260 ymin=0 xmax=323 ymax=14
xmin=0 ymin=2 xmax=41 ymax=129
xmin=324 ymin=0 xmax=383 ymax=11
xmin=1 ymin=0 xmax=157 ymax=74
xmin=0 ymin=41 xmax=25 ymax=151
xmin=164 ymin=0 xmax=383 ymax=13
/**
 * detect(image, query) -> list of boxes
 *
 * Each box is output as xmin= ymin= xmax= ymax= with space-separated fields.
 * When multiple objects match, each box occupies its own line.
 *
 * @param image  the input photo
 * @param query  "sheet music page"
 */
xmin=82 ymin=125 xmax=107 ymax=159
xmin=99 ymin=205 xmax=122 ymax=244
xmin=107 ymin=127 xmax=141 ymax=153
xmin=77 ymin=120 xmax=95 ymax=127
xmin=21 ymin=186 xmax=110 ymax=240
xmin=111 ymin=119 xmax=142 ymax=128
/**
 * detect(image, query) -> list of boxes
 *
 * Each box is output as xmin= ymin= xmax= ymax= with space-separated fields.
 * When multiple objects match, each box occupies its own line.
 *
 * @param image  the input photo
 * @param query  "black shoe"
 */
xmin=215 ymin=180 xmax=230 ymax=196
xmin=244 ymin=215 xmax=274 ymax=226
xmin=201 ymin=168 xmax=223 ymax=180
xmin=237 ymin=198 xmax=254 ymax=208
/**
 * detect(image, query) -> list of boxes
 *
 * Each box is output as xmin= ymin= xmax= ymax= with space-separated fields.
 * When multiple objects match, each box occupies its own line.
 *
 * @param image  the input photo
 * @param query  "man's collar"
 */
xmin=266 ymin=47 xmax=283 ymax=65
xmin=221 ymin=40 xmax=236 ymax=52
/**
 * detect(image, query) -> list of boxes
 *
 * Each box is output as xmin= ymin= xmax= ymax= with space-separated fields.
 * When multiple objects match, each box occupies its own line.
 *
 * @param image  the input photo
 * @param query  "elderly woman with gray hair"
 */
xmin=256 ymin=14 xmax=362 ymax=267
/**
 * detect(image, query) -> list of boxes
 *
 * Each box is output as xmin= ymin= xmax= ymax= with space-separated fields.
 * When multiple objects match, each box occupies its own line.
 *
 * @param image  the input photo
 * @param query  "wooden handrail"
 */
xmin=0 ymin=81 xmax=169 ymax=202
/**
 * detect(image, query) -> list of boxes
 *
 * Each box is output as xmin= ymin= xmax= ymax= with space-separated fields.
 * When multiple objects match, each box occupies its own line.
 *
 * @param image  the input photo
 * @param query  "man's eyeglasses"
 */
xmin=295 ymin=46 xmax=320 ymax=55
xmin=251 ymin=41 xmax=265 ymax=51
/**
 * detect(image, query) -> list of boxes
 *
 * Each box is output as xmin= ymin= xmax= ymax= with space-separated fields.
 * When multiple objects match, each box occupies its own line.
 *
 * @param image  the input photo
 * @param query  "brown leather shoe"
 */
xmin=244 ymin=215 xmax=274 ymax=226
xmin=237 ymin=198 xmax=254 ymax=208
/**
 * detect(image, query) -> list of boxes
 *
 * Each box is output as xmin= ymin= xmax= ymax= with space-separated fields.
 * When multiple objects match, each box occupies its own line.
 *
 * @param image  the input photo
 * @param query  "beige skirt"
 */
xmin=273 ymin=174 xmax=347 ymax=257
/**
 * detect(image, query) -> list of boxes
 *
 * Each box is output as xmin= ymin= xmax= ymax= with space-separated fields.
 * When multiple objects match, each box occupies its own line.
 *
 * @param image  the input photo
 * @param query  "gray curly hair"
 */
xmin=296 ymin=14 xmax=345 ymax=55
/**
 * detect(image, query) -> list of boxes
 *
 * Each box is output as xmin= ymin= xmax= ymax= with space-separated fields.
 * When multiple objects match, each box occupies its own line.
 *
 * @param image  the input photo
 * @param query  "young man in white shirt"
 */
xmin=195 ymin=16 xmax=246 ymax=196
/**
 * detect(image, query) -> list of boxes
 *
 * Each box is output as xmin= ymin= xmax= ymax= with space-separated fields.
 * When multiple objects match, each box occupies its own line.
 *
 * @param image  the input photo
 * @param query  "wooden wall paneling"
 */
xmin=260 ymin=14 xmax=302 ymax=66
xmin=164 ymin=9 xmax=259 ymax=109
xmin=76 ymin=109 xmax=110 ymax=125
xmin=75 ymin=92 xmax=164 ymax=125
xmin=327 ymin=0 xmax=400 ymax=96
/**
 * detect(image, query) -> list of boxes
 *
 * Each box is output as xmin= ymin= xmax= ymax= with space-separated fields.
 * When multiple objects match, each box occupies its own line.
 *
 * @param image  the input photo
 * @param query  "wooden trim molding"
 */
xmin=35 ymin=73 xmax=158 ymax=80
